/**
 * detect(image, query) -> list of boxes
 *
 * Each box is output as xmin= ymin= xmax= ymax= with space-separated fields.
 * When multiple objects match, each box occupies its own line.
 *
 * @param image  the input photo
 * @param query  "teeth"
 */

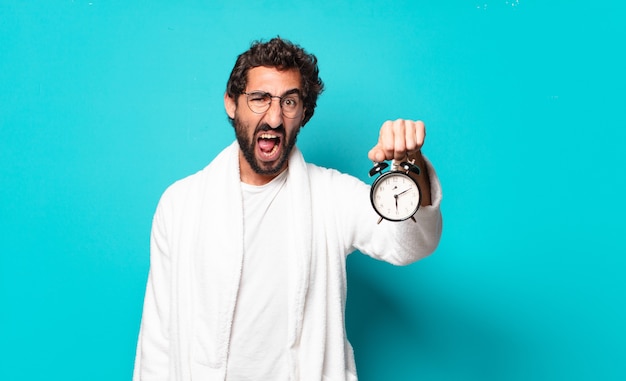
xmin=258 ymin=132 xmax=280 ymax=158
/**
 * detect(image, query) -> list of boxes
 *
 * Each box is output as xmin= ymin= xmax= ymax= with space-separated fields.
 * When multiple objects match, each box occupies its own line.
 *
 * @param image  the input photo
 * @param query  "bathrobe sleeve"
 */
xmin=133 ymin=197 xmax=172 ymax=381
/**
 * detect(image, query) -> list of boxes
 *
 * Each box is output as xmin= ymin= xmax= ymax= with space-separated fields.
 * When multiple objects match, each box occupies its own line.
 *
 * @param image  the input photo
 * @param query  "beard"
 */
xmin=233 ymin=115 xmax=300 ymax=176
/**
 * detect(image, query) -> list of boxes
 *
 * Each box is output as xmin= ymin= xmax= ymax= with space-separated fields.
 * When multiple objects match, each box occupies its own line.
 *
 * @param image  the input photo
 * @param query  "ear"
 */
xmin=301 ymin=108 xmax=307 ymax=127
xmin=224 ymin=93 xmax=236 ymax=119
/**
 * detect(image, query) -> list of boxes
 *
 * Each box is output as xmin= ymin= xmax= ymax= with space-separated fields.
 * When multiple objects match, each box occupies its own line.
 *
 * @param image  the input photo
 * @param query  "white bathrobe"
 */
xmin=133 ymin=141 xmax=443 ymax=381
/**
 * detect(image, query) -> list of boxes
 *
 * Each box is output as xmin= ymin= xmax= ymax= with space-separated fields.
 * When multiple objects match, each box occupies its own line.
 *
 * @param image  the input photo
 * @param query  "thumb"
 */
xmin=368 ymin=145 xmax=386 ymax=162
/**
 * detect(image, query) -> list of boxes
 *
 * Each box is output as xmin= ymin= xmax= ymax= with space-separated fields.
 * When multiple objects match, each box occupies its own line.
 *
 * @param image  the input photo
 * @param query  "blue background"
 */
xmin=1 ymin=1 xmax=625 ymax=380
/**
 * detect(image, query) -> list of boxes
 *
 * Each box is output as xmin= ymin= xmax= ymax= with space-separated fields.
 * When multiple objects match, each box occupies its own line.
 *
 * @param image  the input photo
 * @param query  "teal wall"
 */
xmin=1 ymin=1 xmax=624 ymax=380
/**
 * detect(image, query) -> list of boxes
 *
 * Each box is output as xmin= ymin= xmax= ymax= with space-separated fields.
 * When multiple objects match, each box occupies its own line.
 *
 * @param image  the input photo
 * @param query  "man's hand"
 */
xmin=368 ymin=119 xmax=425 ymax=162
xmin=368 ymin=119 xmax=432 ymax=206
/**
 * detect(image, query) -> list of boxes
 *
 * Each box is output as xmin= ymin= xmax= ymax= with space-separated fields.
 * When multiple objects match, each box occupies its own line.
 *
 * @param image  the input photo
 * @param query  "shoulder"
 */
xmin=161 ymin=165 xmax=209 ymax=200
xmin=305 ymin=162 xmax=369 ymax=194
xmin=160 ymin=142 xmax=238 ymax=204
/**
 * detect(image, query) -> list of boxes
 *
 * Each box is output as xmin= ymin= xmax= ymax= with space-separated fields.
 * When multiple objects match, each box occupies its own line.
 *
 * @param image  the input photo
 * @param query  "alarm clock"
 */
xmin=369 ymin=160 xmax=422 ymax=224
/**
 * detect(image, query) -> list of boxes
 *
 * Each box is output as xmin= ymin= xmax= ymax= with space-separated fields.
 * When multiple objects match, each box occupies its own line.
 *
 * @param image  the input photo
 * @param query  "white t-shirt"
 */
xmin=226 ymin=169 xmax=291 ymax=380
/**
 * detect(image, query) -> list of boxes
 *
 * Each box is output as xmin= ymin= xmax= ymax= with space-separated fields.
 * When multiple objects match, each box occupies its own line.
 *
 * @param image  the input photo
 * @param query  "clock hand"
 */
xmin=396 ymin=188 xmax=412 ymax=197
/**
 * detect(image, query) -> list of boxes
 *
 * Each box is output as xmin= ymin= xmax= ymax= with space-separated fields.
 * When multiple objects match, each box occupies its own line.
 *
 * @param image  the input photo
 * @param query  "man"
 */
xmin=134 ymin=37 xmax=442 ymax=381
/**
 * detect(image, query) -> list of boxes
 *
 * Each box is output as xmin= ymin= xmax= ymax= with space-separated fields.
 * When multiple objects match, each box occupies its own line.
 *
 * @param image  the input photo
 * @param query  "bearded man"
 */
xmin=134 ymin=37 xmax=443 ymax=381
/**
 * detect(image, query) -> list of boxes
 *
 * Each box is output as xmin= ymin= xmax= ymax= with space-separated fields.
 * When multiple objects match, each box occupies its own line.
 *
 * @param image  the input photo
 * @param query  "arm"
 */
xmin=133 ymin=202 xmax=171 ymax=381
xmin=355 ymin=119 xmax=441 ymax=265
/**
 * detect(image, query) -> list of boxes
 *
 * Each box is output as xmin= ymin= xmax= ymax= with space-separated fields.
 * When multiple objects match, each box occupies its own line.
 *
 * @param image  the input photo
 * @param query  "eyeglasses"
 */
xmin=242 ymin=90 xmax=303 ymax=119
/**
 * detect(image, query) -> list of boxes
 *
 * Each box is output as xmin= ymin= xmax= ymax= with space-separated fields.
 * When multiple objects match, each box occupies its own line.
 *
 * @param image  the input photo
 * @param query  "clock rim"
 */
xmin=369 ymin=171 xmax=422 ymax=222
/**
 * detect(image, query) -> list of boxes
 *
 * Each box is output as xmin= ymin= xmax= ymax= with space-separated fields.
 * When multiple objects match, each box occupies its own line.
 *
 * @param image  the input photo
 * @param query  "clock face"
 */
xmin=370 ymin=172 xmax=421 ymax=221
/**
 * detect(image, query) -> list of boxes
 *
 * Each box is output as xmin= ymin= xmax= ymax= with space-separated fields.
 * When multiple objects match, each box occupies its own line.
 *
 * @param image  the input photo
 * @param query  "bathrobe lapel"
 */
xmin=190 ymin=141 xmax=312 ymax=379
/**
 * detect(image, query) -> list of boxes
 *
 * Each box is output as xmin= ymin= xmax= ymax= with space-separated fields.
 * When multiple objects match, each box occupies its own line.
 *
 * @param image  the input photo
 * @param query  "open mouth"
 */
xmin=257 ymin=133 xmax=282 ymax=159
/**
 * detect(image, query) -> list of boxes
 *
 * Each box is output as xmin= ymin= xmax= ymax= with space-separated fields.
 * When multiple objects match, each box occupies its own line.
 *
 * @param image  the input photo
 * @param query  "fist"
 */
xmin=368 ymin=119 xmax=426 ymax=162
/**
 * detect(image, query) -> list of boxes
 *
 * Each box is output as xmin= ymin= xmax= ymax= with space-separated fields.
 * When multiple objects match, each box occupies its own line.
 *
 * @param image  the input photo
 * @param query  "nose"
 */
xmin=264 ymin=98 xmax=283 ymax=128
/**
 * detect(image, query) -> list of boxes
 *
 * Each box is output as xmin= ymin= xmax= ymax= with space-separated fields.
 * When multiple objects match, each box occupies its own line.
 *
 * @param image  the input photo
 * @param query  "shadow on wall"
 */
xmin=346 ymin=255 xmax=526 ymax=381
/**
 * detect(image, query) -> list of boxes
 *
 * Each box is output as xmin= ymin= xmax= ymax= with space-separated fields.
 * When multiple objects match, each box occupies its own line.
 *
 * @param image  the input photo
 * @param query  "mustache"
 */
xmin=256 ymin=124 xmax=285 ymax=135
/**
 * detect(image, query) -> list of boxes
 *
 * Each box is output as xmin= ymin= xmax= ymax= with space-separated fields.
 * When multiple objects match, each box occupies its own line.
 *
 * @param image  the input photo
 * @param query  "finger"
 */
xmin=392 ymin=120 xmax=408 ymax=160
xmin=408 ymin=120 xmax=425 ymax=154
xmin=380 ymin=120 xmax=396 ymax=160
xmin=368 ymin=146 xmax=386 ymax=162
xmin=368 ymin=122 xmax=391 ymax=162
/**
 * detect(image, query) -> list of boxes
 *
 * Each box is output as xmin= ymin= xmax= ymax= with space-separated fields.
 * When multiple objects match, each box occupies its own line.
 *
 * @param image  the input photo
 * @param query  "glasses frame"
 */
xmin=242 ymin=90 xmax=303 ymax=119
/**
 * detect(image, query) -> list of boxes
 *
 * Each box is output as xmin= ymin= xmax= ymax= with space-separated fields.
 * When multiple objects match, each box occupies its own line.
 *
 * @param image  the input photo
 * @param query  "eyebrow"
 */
xmin=283 ymin=88 xmax=301 ymax=96
xmin=249 ymin=88 xmax=302 ymax=97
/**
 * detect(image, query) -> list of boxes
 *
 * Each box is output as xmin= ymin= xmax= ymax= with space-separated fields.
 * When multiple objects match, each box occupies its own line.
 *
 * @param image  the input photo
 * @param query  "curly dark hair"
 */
xmin=226 ymin=37 xmax=324 ymax=126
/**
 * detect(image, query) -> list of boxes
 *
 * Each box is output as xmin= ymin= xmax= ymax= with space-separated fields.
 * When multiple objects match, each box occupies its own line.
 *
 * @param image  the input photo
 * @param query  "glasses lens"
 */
xmin=246 ymin=92 xmax=271 ymax=114
xmin=280 ymin=95 xmax=301 ymax=118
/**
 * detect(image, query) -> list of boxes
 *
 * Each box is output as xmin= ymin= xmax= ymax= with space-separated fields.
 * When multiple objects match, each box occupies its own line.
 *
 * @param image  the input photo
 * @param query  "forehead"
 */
xmin=246 ymin=66 xmax=302 ymax=93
